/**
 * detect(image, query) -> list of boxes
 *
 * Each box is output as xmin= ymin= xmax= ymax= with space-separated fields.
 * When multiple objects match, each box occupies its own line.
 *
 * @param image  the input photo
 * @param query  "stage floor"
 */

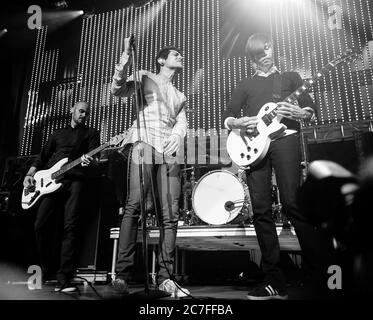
xmin=1 ymin=282 xmax=320 ymax=300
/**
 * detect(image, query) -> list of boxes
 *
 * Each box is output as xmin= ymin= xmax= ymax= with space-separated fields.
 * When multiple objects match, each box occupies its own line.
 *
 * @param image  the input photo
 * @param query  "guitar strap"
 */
xmin=272 ymin=73 xmax=282 ymax=103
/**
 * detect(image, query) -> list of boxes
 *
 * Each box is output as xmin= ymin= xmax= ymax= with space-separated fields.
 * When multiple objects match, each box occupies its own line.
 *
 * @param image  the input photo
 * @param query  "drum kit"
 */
xmin=179 ymin=161 xmax=289 ymax=227
xmin=179 ymin=165 xmax=252 ymax=226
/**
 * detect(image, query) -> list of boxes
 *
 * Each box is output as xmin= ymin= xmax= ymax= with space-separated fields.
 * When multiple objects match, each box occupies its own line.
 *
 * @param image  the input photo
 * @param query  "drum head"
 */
xmin=192 ymin=170 xmax=245 ymax=225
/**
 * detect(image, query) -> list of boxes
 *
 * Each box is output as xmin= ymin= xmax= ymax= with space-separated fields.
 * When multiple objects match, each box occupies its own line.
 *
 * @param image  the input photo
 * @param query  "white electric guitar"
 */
xmin=21 ymin=131 xmax=130 ymax=210
xmin=226 ymin=49 xmax=361 ymax=168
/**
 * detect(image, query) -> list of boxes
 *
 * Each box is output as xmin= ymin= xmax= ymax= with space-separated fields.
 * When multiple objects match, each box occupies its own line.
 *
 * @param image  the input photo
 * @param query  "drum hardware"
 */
xmin=224 ymin=199 xmax=245 ymax=211
xmin=271 ymin=173 xmax=290 ymax=228
xmin=237 ymin=168 xmax=253 ymax=223
xmin=145 ymin=212 xmax=157 ymax=227
xmin=271 ymin=184 xmax=283 ymax=224
xmin=179 ymin=166 xmax=199 ymax=226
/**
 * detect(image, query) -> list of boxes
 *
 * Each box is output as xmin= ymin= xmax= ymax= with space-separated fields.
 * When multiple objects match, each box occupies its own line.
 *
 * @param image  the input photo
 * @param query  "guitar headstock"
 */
xmin=330 ymin=48 xmax=362 ymax=67
xmin=109 ymin=131 xmax=129 ymax=146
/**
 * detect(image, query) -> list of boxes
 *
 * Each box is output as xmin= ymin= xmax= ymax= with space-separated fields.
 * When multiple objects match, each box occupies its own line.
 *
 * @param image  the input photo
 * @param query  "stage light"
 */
xmin=41 ymin=9 xmax=87 ymax=31
xmin=54 ymin=1 xmax=68 ymax=9
xmin=0 ymin=29 xmax=7 ymax=38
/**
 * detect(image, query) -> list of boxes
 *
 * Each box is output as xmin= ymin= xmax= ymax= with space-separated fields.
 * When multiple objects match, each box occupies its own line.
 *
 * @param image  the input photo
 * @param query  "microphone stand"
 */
xmin=129 ymin=40 xmax=169 ymax=299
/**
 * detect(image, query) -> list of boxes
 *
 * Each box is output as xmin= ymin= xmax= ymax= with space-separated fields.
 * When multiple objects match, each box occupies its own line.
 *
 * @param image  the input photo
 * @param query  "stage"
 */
xmin=109 ymin=224 xmax=301 ymax=282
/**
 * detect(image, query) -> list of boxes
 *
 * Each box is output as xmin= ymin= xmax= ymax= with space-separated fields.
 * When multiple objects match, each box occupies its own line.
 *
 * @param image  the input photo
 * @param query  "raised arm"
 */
xmin=111 ymin=36 xmax=137 ymax=97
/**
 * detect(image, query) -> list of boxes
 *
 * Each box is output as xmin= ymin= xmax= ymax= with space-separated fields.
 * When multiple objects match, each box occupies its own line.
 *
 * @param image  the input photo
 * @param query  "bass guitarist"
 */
xmin=23 ymin=101 xmax=100 ymax=292
xmin=223 ymin=33 xmax=332 ymax=299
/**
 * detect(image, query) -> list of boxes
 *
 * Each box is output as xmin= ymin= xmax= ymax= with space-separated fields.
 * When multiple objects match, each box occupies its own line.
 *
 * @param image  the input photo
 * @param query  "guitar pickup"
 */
xmin=262 ymin=115 xmax=272 ymax=126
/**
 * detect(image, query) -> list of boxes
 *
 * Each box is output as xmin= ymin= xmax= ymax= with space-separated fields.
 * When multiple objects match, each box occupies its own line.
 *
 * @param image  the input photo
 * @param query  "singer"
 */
xmin=110 ymin=35 xmax=189 ymax=298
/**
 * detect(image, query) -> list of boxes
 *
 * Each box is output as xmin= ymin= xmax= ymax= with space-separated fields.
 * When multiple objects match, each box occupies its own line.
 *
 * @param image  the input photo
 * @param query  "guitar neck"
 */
xmin=284 ymin=63 xmax=335 ymax=104
xmin=55 ymin=142 xmax=109 ymax=177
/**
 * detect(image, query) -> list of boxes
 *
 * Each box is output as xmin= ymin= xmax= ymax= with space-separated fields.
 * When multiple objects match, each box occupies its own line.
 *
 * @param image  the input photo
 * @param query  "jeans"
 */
xmin=34 ymin=180 xmax=83 ymax=283
xmin=247 ymin=134 xmax=333 ymax=289
xmin=116 ymin=142 xmax=181 ymax=283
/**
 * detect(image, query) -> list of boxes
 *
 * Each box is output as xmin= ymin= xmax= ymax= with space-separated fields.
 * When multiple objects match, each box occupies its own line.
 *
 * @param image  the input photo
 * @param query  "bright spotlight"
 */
xmin=0 ymin=29 xmax=7 ymax=38
xmin=78 ymin=10 xmax=84 ymax=15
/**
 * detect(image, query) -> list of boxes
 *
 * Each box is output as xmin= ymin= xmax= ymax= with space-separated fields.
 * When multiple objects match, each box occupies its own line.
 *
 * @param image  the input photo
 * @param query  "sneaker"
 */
xmin=111 ymin=278 xmax=129 ymax=295
xmin=158 ymin=279 xmax=190 ymax=298
xmin=54 ymin=281 xmax=78 ymax=293
xmin=246 ymin=284 xmax=288 ymax=300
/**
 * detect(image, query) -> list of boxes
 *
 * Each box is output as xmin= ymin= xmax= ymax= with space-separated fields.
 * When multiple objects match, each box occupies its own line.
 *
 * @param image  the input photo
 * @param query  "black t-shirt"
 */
xmin=223 ymin=71 xmax=317 ymax=132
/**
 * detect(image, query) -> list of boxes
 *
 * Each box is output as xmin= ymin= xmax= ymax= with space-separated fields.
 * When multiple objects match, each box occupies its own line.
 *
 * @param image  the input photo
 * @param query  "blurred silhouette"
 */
xmin=298 ymin=157 xmax=373 ymax=298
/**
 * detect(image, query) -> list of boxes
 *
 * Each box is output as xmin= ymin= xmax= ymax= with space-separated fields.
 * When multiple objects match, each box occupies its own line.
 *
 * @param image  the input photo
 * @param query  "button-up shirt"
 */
xmin=111 ymin=52 xmax=187 ymax=154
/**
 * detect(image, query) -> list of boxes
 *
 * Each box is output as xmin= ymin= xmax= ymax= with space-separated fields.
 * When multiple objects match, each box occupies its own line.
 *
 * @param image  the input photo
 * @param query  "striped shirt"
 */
xmin=111 ymin=52 xmax=187 ymax=153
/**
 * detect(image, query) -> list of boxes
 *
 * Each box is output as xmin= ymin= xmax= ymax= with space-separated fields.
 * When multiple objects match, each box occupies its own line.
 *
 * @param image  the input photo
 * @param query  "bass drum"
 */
xmin=192 ymin=170 xmax=245 ymax=225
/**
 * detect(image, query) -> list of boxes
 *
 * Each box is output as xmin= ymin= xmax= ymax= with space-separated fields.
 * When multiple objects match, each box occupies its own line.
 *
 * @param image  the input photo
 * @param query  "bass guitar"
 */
xmin=21 ymin=131 xmax=129 ymax=210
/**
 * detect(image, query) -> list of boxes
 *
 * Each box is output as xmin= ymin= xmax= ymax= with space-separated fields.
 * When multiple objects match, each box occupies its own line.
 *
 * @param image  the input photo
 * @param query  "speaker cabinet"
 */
xmin=308 ymin=140 xmax=358 ymax=173
xmin=307 ymin=132 xmax=373 ymax=174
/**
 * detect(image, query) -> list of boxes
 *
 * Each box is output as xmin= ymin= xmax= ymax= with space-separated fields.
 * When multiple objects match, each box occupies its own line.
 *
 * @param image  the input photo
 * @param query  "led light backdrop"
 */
xmin=19 ymin=0 xmax=373 ymax=156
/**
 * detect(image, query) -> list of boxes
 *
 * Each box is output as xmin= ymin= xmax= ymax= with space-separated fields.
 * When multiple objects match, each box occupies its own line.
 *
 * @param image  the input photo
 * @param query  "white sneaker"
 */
xmin=158 ymin=279 xmax=190 ymax=298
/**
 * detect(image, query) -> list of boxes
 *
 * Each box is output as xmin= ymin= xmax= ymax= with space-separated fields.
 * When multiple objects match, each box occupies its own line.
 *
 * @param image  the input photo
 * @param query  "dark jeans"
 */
xmin=34 ymin=180 xmax=83 ymax=283
xmin=116 ymin=142 xmax=181 ymax=284
xmin=247 ymin=134 xmax=333 ymax=289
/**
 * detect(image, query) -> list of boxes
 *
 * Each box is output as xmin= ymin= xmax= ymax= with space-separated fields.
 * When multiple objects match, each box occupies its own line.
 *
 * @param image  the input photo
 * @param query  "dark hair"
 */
xmin=155 ymin=46 xmax=182 ymax=73
xmin=245 ymin=33 xmax=272 ymax=62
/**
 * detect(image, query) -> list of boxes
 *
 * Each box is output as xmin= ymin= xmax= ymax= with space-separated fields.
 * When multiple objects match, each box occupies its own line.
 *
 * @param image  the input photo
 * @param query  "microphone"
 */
xmin=224 ymin=201 xmax=235 ymax=211
xmin=129 ymin=34 xmax=136 ymax=51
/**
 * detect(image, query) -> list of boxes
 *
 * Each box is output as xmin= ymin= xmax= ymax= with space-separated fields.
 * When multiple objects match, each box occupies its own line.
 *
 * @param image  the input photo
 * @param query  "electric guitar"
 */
xmin=21 ymin=131 xmax=130 ymax=210
xmin=226 ymin=48 xmax=362 ymax=168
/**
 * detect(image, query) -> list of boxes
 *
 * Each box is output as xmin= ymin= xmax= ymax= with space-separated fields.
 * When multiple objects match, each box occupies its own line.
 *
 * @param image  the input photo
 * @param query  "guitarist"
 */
xmin=223 ymin=33 xmax=330 ymax=299
xmin=23 ymin=101 xmax=100 ymax=292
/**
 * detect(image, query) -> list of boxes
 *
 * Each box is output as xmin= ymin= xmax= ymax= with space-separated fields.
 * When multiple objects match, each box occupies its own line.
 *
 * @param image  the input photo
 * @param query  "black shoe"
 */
xmin=111 ymin=278 xmax=129 ymax=295
xmin=54 ymin=280 xmax=78 ymax=293
xmin=247 ymin=284 xmax=288 ymax=300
